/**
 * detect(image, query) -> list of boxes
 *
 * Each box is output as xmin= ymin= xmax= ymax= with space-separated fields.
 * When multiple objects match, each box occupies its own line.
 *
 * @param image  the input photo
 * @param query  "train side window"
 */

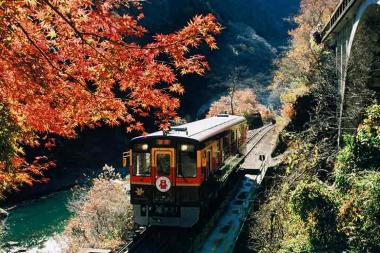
xmin=133 ymin=152 xmax=151 ymax=176
xmin=223 ymin=134 xmax=230 ymax=159
xmin=231 ymin=130 xmax=237 ymax=153
xmin=206 ymin=150 xmax=211 ymax=176
xmin=215 ymin=141 xmax=221 ymax=168
xmin=178 ymin=145 xmax=196 ymax=178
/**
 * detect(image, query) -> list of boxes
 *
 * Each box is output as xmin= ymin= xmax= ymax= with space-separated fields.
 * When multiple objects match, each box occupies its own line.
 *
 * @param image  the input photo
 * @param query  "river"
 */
xmin=1 ymin=190 xmax=72 ymax=251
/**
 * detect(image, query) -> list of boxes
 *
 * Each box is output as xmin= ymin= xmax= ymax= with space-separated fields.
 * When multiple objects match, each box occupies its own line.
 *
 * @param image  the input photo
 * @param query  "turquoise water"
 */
xmin=1 ymin=190 xmax=72 ymax=247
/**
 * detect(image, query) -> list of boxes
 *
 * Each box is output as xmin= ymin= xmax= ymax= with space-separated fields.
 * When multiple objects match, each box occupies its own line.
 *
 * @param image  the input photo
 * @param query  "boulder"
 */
xmin=0 ymin=208 xmax=8 ymax=219
xmin=3 ymin=241 xmax=19 ymax=247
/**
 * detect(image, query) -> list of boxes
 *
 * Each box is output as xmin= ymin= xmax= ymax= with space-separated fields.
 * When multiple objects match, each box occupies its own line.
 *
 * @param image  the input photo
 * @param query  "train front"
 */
xmin=127 ymin=135 xmax=201 ymax=227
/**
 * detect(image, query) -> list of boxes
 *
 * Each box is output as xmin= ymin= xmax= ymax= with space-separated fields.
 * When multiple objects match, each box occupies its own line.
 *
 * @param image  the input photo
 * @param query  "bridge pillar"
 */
xmin=336 ymin=22 xmax=353 ymax=147
xmin=334 ymin=0 xmax=380 ymax=147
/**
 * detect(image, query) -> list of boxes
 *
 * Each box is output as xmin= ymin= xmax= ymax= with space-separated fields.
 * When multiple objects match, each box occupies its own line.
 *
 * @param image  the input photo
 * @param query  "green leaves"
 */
xmin=289 ymin=181 xmax=346 ymax=252
xmin=0 ymin=103 xmax=19 ymax=164
xmin=333 ymin=105 xmax=380 ymax=251
xmin=338 ymin=173 xmax=380 ymax=252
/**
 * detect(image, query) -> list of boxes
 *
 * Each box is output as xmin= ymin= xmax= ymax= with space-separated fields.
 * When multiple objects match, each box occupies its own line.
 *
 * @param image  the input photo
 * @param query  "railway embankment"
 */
xmin=236 ymin=105 xmax=380 ymax=253
xmin=198 ymin=125 xmax=280 ymax=253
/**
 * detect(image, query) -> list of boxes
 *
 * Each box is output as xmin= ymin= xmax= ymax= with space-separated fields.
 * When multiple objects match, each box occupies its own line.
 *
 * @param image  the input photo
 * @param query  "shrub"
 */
xmin=61 ymin=165 xmax=133 ymax=252
xmin=331 ymin=106 xmax=380 ymax=252
xmin=289 ymin=181 xmax=345 ymax=252
xmin=354 ymin=105 xmax=380 ymax=169
xmin=281 ymin=103 xmax=295 ymax=121
xmin=338 ymin=173 xmax=380 ymax=252
xmin=335 ymin=105 xmax=380 ymax=190
xmin=334 ymin=135 xmax=356 ymax=191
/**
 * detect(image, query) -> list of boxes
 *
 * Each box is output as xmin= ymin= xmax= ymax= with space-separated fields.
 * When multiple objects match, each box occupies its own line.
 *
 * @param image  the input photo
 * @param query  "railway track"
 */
xmin=245 ymin=124 xmax=275 ymax=159
xmin=114 ymin=227 xmax=148 ymax=253
xmin=119 ymin=124 xmax=275 ymax=253
xmin=117 ymin=226 xmax=194 ymax=253
xmin=246 ymin=123 xmax=274 ymax=146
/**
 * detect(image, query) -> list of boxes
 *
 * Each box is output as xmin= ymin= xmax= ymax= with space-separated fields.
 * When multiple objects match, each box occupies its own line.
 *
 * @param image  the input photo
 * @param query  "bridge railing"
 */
xmin=321 ymin=0 xmax=359 ymax=41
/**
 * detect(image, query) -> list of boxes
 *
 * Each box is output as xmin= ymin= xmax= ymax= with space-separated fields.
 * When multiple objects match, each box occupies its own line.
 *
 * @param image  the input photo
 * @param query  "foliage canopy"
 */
xmin=0 ymin=0 xmax=221 ymax=195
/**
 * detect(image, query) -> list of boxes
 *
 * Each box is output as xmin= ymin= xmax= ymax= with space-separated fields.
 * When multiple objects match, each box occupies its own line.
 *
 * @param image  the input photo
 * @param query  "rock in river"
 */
xmin=0 ymin=208 xmax=8 ymax=219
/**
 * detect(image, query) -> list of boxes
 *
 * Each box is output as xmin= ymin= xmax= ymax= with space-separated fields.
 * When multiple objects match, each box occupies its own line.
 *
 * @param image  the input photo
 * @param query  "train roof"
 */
xmin=130 ymin=115 xmax=246 ymax=145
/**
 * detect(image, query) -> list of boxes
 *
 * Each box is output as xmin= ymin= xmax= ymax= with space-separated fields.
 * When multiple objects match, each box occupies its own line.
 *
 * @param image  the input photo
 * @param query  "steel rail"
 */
xmin=246 ymin=124 xmax=273 ymax=144
xmin=244 ymin=124 xmax=275 ymax=160
xmin=114 ymin=226 xmax=149 ymax=253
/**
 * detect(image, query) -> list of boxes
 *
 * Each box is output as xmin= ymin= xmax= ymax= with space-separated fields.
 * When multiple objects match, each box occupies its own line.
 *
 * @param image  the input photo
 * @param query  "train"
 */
xmin=124 ymin=114 xmax=248 ymax=227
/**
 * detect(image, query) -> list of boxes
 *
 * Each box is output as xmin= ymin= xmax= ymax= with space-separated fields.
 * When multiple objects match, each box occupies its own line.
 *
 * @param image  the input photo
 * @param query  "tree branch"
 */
xmin=41 ymin=0 xmax=124 ymax=73
xmin=16 ymin=22 xmax=125 ymax=103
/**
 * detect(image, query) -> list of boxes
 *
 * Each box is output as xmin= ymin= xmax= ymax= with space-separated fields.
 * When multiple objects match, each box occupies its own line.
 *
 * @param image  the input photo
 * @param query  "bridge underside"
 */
xmin=342 ymin=4 xmax=380 ymax=131
xmin=324 ymin=0 xmax=380 ymax=144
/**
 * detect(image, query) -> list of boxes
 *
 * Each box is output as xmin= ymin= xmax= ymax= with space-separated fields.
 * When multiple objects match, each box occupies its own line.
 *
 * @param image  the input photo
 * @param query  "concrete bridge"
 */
xmin=321 ymin=0 xmax=380 ymax=146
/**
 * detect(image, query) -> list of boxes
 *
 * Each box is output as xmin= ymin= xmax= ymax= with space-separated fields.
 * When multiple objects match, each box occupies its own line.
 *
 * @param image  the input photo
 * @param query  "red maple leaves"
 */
xmin=0 ymin=0 xmax=221 ymax=194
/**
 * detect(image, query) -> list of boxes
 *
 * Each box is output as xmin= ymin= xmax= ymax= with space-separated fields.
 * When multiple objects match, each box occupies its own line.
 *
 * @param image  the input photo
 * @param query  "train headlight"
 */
xmin=141 ymin=144 xmax=149 ymax=150
xmin=181 ymin=144 xmax=188 ymax=151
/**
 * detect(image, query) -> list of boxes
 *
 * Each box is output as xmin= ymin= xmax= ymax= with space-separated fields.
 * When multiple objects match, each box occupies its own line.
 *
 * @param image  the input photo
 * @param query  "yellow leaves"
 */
xmin=24 ymin=0 xmax=37 ymax=7
xmin=63 ymin=177 xmax=133 ymax=252
xmin=47 ymin=29 xmax=57 ymax=39
xmin=281 ymin=84 xmax=310 ymax=104
xmin=274 ymin=0 xmax=337 ymax=96
xmin=168 ymin=83 xmax=184 ymax=95
xmin=282 ymin=103 xmax=295 ymax=121
xmin=207 ymin=88 xmax=270 ymax=118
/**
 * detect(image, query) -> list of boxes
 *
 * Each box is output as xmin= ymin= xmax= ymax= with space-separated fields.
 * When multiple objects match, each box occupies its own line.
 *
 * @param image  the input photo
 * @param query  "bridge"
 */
xmin=321 ymin=0 xmax=380 ymax=146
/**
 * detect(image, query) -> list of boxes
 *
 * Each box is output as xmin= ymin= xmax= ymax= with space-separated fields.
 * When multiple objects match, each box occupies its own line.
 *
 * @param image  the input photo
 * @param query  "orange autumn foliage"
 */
xmin=281 ymin=103 xmax=295 ymax=120
xmin=0 ymin=0 xmax=221 ymax=195
xmin=207 ymin=89 xmax=272 ymax=122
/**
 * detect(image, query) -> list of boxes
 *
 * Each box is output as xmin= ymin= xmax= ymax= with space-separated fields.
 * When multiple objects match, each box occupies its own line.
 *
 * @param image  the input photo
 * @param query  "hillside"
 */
xmin=141 ymin=0 xmax=299 ymax=117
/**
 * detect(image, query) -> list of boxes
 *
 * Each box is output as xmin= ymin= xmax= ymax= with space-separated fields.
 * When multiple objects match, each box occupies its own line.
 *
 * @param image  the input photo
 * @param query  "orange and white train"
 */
xmin=126 ymin=114 xmax=247 ymax=227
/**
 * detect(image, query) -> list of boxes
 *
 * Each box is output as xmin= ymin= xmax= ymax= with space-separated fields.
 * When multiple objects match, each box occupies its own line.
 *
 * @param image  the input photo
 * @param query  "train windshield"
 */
xmin=133 ymin=152 xmax=151 ymax=176
xmin=157 ymin=154 xmax=170 ymax=176
xmin=178 ymin=145 xmax=196 ymax=178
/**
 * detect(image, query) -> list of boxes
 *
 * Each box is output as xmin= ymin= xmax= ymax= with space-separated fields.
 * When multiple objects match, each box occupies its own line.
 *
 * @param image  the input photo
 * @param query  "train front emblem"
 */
xmin=156 ymin=176 xmax=171 ymax=192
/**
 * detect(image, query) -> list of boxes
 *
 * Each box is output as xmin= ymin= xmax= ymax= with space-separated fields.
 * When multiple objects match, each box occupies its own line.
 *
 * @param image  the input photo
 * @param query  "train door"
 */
xmin=152 ymin=148 xmax=175 ymax=202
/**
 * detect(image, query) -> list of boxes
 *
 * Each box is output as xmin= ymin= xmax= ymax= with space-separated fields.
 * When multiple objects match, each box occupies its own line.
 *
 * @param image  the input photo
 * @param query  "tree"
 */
xmin=273 ymin=0 xmax=337 ymax=108
xmin=227 ymin=67 xmax=240 ymax=115
xmin=0 ymin=0 xmax=221 ymax=196
xmin=207 ymin=88 xmax=272 ymax=122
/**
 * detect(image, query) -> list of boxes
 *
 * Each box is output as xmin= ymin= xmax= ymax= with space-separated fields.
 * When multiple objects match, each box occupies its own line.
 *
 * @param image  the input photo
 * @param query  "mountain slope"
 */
xmin=140 ymin=0 xmax=299 ymax=117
